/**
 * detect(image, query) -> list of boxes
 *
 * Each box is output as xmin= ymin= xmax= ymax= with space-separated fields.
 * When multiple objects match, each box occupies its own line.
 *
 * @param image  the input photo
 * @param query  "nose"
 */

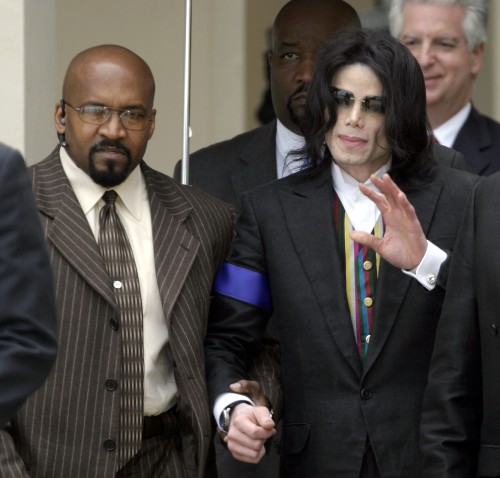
xmin=344 ymin=102 xmax=364 ymax=127
xmin=295 ymin=55 xmax=315 ymax=84
xmin=98 ymin=111 xmax=127 ymax=140
xmin=413 ymin=43 xmax=434 ymax=69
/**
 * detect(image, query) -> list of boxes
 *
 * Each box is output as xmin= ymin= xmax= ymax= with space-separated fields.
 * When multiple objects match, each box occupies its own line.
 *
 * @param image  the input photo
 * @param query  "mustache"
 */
xmin=89 ymin=139 xmax=131 ymax=158
xmin=289 ymin=83 xmax=309 ymax=101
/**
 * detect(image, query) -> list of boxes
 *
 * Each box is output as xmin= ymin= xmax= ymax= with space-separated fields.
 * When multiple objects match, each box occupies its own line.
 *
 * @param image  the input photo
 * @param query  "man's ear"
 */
xmin=55 ymin=100 xmax=66 ymax=134
xmin=147 ymin=109 xmax=157 ymax=140
xmin=470 ymin=42 xmax=484 ymax=78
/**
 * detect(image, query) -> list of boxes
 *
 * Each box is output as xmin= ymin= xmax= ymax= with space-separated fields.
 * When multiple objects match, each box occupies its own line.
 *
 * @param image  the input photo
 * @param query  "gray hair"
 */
xmin=388 ymin=0 xmax=488 ymax=50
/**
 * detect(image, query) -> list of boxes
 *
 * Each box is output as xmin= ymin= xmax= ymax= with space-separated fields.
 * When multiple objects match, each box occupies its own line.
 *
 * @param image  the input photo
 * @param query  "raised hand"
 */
xmin=349 ymin=173 xmax=428 ymax=270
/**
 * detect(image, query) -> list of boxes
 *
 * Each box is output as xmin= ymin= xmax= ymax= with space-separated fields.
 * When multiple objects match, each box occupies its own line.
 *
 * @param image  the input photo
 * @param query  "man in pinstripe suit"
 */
xmin=0 ymin=45 xmax=235 ymax=478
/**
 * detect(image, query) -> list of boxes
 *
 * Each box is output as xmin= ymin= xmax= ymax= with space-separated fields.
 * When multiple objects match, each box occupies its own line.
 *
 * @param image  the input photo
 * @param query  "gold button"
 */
xmin=365 ymin=335 xmax=371 ymax=344
xmin=363 ymin=297 xmax=373 ymax=307
xmin=363 ymin=261 xmax=373 ymax=271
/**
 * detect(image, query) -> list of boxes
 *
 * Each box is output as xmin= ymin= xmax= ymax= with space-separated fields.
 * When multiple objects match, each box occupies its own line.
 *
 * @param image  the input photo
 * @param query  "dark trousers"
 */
xmin=117 ymin=435 xmax=186 ymax=478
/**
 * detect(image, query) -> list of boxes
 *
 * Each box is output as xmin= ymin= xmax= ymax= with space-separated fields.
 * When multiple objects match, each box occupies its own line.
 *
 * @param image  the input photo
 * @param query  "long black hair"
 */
xmin=298 ymin=28 xmax=436 ymax=189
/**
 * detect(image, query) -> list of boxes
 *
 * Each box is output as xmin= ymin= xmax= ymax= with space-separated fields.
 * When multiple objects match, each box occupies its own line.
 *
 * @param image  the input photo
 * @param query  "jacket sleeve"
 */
xmin=420 ymin=183 xmax=482 ymax=477
xmin=0 ymin=146 xmax=57 ymax=428
xmin=205 ymin=191 xmax=279 ymax=409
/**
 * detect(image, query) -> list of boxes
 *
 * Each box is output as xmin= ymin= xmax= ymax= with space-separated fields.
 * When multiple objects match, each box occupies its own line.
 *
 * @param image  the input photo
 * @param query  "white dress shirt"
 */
xmin=433 ymin=102 xmax=471 ymax=148
xmin=275 ymin=120 xmax=306 ymax=178
xmin=60 ymin=148 xmax=178 ymax=416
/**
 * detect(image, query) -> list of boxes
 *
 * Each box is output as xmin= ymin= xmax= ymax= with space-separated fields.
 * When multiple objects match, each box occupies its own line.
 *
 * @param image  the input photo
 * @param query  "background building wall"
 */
xmin=0 ymin=0 xmax=498 ymax=176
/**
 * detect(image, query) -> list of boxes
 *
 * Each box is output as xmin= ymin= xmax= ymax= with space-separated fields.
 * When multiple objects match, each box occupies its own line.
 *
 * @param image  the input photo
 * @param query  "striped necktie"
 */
xmin=98 ymin=190 xmax=144 ymax=469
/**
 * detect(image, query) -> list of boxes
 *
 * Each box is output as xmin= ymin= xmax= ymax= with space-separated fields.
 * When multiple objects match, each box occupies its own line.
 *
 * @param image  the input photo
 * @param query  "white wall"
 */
xmin=0 ymin=1 xmax=25 ymax=151
xmin=2 ymin=0 xmax=499 ymax=174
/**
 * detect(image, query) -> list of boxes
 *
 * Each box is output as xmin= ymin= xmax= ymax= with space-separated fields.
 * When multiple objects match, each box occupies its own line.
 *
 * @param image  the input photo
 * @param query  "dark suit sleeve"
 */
xmin=421 ymin=183 xmax=482 ymax=477
xmin=205 ymin=192 xmax=276 ymax=406
xmin=0 ymin=146 xmax=57 ymax=427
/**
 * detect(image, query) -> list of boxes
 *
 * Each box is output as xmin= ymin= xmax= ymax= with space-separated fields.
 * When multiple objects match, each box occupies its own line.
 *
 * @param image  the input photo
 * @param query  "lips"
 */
xmin=338 ymin=134 xmax=367 ymax=148
xmin=291 ymin=92 xmax=307 ymax=106
xmin=423 ymin=74 xmax=441 ymax=88
xmin=90 ymin=141 xmax=130 ymax=163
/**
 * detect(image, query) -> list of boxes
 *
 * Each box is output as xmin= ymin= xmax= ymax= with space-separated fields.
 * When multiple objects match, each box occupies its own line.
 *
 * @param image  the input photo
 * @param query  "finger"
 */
xmin=358 ymin=183 xmax=390 ymax=213
xmin=253 ymin=406 xmax=276 ymax=430
xmin=367 ymin=174 xmax=402 ymax=207
xmin=375 ymin=174 xmax=411 ymax=211
xmin=230 ymin=380 xmax=271 ymax=408
xmin=228 ymin=440 xmax=267 ymax=463
xmin=230 ymin=379 xmax=260 ymax=396
xmin=350 ymin=230 xmax=382 ymax=251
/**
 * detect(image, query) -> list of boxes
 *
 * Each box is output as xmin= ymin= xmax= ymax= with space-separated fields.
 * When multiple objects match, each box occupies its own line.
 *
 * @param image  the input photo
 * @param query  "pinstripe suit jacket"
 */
xmin=0 ymin=148 xmax=235 ymax=478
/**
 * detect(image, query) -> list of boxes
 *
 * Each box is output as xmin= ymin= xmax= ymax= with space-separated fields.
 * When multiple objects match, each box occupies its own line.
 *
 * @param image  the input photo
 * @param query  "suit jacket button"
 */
xmin=491 ymin=323 xmax=498 ymax=336
xmin=103 ymin=439 xmax=116 ymax=452
xmin=363 ymin=297 xmax=373 ymax=308
xmin=105 ymin=379 xmax=118 ymax=391
xmin=360 ymin=388 xmax=372 ymax=400
xmin=109 ymin=318 xmax=119 ymax=331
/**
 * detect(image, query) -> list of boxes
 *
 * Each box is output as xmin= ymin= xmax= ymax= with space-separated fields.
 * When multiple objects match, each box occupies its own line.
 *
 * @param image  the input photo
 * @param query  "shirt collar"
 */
xmin=59 ymin=146 xmax=143 ymax=220
xmin=433 ymin=102 xmax=471 ymax=148
xmin=331 ymin=159 xmax=392 ymax=196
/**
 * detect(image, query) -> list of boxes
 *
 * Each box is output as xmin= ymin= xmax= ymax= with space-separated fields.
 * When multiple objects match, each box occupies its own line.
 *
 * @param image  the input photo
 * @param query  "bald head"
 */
xmin=269 ymin=0 xmax=360 ymax=134
xmin=273 ymin=0 xmax=360 ymax=47
xmin=63 ymin=44 xmax=155 ymax=107
xmin=56 ymin=44 xmax=157 ymax=188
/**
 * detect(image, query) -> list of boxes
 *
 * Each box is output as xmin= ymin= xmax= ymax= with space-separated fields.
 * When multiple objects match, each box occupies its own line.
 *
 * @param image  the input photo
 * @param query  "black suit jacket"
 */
xmin=174 ymin=120 xmax=466 ymax=210
xmin=0 ymin=144 xmax=57 ymax=427
xmin=452 ymin=106 xmax=500 ymax=176
xmin=174 ymin=121 xmax=277 ymax=209
xmin=421 ymin=173 xmax=500 ymax=477
xmin=205 ymin=163 xmax=478 ymax=477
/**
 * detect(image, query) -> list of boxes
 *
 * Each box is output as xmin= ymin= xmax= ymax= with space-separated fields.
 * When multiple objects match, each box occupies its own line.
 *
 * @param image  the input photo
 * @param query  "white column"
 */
xmin=0 ymin=0 xmax=25 ymax=153
xmin=489 ymin=0 xmax=500 ymax=121
xmin=24 ymin=0 xmax=57 ymax=164
xmin=0 ymin=0 xmax=56 ymax=163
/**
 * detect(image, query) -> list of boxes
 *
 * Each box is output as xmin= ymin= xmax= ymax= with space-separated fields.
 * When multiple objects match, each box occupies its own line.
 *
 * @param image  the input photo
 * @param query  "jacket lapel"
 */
xmin=453 ymin=106 xmax=492 ymax=175
xmin=363 ymin=175 xmax=444 ymax=374
xmin=278 ymin=168 xmax=362 ymax=376
xmin=142 ymin=163 xmax=200 ymax=326
xmin=33 ymin=149 xmax=115 ymax=307
xmin=231 ymin=121 xmax=277 ymax=197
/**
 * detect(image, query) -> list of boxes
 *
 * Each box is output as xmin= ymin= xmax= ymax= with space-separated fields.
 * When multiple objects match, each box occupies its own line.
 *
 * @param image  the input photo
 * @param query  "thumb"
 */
xmin=253 ymin=406 xmax=275 ymax=431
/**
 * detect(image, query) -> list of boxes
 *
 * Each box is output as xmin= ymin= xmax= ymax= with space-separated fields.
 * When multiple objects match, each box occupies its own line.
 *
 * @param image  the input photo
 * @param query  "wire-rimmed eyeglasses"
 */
xmin=63 ymin=100 xmax=153 ymax=131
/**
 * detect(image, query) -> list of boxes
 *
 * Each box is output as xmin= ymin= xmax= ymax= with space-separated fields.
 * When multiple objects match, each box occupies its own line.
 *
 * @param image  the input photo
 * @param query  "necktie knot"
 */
xmin=102 ymin=190 xmax=118 ymax=205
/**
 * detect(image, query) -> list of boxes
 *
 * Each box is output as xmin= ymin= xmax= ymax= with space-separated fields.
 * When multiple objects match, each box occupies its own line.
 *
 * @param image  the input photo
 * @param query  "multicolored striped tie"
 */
xmin=98 ymin=190 xmax=144 ymax=469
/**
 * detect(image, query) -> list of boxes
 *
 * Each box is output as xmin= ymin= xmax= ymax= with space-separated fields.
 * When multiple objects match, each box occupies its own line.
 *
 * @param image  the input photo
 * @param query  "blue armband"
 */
xmin=213 ymin=262 xmax=272 ymax=313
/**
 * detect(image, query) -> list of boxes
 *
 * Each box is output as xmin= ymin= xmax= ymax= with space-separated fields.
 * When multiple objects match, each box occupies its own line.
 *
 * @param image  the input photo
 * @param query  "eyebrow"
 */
xmin=81 ymin=101 xmax=147 ymax=111
xmin=401 ymin=33 xmax=462 ymax=43
xmin=331 ymin=87 xmax=382 ymax=99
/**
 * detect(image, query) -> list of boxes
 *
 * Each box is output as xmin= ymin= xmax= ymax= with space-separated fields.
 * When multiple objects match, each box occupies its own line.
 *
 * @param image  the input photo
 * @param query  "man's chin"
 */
xmin=89 ymin=165 xmax=130 ymax=188
xmin=88 ymin=156 xmax=132 ymax=188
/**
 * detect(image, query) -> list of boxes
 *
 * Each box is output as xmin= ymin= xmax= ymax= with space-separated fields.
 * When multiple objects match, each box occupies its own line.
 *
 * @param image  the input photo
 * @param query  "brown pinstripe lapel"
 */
xmin=31 ymin=148 xmax=116 ymax=307
xmin=142 ymin=163 xmax=200 ymax=326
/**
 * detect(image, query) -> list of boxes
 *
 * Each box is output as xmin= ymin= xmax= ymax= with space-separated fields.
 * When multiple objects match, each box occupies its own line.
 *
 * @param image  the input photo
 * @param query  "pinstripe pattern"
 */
xmin=0 ymin=147 xmax=235 ymax=478
xmin=99 ymin=190 xmax=144 ymax=468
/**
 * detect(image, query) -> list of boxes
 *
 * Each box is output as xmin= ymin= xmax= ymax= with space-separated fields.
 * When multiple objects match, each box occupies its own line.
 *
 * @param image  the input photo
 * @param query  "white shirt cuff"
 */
xmin=401 ymin=240 xmax=447 ymax=291
xmin=213 ymin=393 xmax=254 ymax=428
